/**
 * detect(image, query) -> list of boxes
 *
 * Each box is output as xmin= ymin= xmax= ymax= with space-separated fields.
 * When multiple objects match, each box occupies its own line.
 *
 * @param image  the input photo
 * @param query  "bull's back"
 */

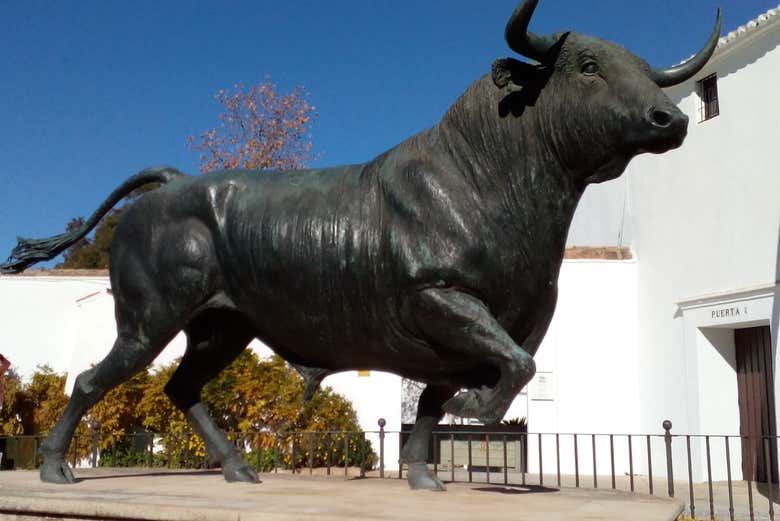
xmin=140 ymin=167 xmax=413 ymax=370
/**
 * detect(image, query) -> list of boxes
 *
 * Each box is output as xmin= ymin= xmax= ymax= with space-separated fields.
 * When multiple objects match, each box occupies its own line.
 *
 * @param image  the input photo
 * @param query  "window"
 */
xmin=697 ymin=73 xmax=719 ymax=122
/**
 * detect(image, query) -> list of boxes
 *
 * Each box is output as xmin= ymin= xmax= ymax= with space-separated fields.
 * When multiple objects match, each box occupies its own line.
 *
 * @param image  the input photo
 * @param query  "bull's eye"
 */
xmin=581 ymin=61 xmax=599 ymax=75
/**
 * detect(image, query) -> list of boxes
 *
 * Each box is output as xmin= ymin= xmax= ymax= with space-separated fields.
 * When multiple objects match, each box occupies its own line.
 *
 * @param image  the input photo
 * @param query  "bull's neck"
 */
xmin=435 ymin=81 xmax=584 ymax=258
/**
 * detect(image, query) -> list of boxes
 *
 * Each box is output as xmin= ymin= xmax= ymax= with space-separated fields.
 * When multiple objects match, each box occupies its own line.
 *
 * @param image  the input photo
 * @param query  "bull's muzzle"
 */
xmin=647 ymin=106 xmax=688 ymax=129
xmin=643 ymin=105 xmax=689 ymax=151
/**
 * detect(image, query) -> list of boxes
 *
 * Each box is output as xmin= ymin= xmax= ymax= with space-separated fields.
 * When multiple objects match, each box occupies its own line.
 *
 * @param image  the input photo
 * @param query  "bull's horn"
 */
xmin=651 ymin=9 xmax=722 ymax=87
xmin=504 ymin=0 xmax=558 ymax=63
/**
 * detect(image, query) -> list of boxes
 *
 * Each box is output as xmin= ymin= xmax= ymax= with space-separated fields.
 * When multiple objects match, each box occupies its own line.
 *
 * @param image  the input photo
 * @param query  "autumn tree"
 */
xmin=88 ymin=369 xmax=150 ymax=459
xmin=136 ymin=352 xmax=372 ymax=470
xmin=22 ymin=365 xmax=70 ymax=435
xmin=59 ymin=77 xmax=316 ymax=268
xmin=2 ymin=355 xmax=372 ymax=470
xmin=0 ymin=369 xmax=25 ymax=435
xmin=188 ymin=79 xmax=316 ymax=172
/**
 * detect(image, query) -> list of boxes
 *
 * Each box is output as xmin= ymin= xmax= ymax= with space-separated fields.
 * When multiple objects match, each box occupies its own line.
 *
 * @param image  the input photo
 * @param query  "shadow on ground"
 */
xmin=473 ymin=484 xmax=558 ymax=495
xmin=754 ymin=482 xmax=780 ymax=504
xmin=77 ymin=469 xmax=222 ymax=482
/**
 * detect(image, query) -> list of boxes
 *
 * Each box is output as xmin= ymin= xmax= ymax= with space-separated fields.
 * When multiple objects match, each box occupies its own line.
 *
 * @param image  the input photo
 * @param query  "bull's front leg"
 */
xmin=413 ymin=288 xmax=535 ymax=425
xmin=402 ymin=384 xmax=459 ymax=491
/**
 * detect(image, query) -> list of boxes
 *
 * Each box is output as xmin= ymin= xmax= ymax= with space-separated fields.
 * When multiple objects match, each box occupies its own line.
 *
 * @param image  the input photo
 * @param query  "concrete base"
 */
xmin=0 ymin=468 xmax=684 ymax=521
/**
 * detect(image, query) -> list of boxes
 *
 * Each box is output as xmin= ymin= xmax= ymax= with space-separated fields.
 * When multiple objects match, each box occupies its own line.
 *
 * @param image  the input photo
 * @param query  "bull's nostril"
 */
xmin=650 ymin=109 xmax=673 ymax=127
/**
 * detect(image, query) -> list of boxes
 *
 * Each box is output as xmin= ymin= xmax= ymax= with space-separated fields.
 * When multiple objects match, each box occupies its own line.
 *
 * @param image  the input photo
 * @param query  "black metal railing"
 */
xmin=2 ymin=421 xmax=779 ymax=521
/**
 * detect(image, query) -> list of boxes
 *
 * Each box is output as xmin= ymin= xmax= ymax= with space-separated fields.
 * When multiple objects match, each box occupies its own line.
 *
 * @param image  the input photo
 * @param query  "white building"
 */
xmin=0 ymin=5 xmax=778 ymax=483
xmin=563 ymin=4 xmax=780 ymax=483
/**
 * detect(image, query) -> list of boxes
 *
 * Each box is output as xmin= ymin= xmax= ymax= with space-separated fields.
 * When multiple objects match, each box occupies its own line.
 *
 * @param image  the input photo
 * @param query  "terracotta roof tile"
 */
xmin=1 ymin=247 xmax=631 ymax=279
xmin=1 ymin=268 xmax=109 ymax=277
xmin=564 ymin=246 xmax=632 ymax=260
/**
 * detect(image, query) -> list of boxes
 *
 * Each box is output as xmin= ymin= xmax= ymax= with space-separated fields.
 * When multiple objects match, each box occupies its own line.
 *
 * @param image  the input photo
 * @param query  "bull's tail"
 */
xmin=0 ymin=165 xmax=188 ymax=274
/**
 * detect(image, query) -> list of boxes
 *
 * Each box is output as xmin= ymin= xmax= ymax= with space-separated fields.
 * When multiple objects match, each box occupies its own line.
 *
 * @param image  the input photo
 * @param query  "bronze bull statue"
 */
xmin=2 ymin=0 xmax=720 ymax=490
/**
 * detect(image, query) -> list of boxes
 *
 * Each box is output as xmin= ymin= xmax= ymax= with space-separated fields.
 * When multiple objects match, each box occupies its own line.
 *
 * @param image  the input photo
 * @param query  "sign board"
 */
xmin=529 ymin=371 xmax=555 ymax=401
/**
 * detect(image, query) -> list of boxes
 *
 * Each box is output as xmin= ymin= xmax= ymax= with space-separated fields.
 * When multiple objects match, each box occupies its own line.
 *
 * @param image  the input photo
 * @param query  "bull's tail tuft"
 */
xmin=0 ymin=165 xmax=187 ymax=274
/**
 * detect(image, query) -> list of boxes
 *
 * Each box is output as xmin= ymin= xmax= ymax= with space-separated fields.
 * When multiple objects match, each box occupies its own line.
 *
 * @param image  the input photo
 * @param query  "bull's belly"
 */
xmin=226 ymin=289 xmax=486 ymax=386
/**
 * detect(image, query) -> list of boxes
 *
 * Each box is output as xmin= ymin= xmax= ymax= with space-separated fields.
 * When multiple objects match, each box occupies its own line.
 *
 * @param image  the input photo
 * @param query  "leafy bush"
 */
xmin=98 ymin=448 xmax=152 ymax=468
xmin=7 ymin=353 xmax=371 ymax=471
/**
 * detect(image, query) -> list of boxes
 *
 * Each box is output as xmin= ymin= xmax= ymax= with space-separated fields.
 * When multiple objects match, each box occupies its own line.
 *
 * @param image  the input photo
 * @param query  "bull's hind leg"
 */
xmin=402 ymin=384 xmax=458 ymax=491
xmin=40 ymin=318 xmax=178 ymax=483
xmin=41 ymin=218 xmax=223 ymax=483
xmin=163 ymin=309 xmax=259 ymax=483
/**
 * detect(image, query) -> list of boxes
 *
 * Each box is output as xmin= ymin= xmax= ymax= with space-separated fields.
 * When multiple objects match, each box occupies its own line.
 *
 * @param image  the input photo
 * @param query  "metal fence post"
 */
xmin=326 ymin=432 xmax=332 ymax=476
xmin=291 ymin=434 xmax=297 ymax=474
xmin=33 ymin=436 xmax=39 ymax=469
xmin=344 ymin=434 xmax=349 ymax=479
xmin=450 ymin=433 xmax=455 ymax=483
xmin=308 ymin=432 xmax=314 ymax=475
xmin=360 ymin=432 xmax=367 ymax=478
xmin=663 ymin=420 xmax=674 ymax=497
xmin=378 ymin=418 xmax=386 ymax=479
xmin=89 ymin=419 xmax=100 ymax=468
xmin=398 ymin=430 xmax=404 ymax=480
xmin=149 ymin=433 xmax=154 ymax=468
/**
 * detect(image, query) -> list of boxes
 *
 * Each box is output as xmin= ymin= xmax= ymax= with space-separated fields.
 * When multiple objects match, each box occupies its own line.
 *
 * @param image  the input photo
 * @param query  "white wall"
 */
xmin=525 ymin=259 xmax=638 ymax=476
xmin=568 ymin=176 xmax=631 ymax=248
xmin=0 ymin=276 xmax=110 ymax=380
xmin=64 ymin=289 xmax=187 ymax=393
xmin=323 ymin=371 xmax=402 ymax=471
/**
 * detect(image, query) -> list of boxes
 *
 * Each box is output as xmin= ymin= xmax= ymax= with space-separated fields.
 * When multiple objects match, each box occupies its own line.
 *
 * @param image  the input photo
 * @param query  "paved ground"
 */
xmin=0 ymin=468 xmax=683 ymax=521
xmin=442 ymin=468 xmax=780 ymax=521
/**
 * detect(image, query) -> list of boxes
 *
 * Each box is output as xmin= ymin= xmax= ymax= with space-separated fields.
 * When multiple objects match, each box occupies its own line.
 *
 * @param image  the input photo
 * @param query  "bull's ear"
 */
xmin=492 ymin=57 xmax=522 ymax=89
xmin=492 ymin=57 xmax=543 ymax=93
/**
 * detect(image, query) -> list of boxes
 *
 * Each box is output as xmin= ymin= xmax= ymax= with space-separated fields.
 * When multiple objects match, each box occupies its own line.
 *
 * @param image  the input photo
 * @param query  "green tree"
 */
xmin=57 ymin=210 xmax=125 ymax=269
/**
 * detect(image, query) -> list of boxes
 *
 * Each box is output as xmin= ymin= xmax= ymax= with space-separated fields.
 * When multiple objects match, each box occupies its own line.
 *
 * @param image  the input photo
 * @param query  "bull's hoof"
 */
xmin=442 ymin=387 xmax=502 ymax=425
xmin=407 ymin=462 xmax=446 ymax=491
xmin=40 ymin=458 xmax=76 ymax=484
xmin=222 ymin=456 xmax=261 ymax=483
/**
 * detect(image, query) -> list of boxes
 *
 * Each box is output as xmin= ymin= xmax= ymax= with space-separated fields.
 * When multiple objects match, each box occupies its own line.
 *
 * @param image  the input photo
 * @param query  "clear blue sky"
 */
xmin=0 ymin=0 xmax=776 ymax=263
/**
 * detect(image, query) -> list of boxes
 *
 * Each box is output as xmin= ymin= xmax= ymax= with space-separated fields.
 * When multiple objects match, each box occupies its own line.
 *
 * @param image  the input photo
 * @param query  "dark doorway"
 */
xmin=736 ymin=325 xmax=777 ymax=483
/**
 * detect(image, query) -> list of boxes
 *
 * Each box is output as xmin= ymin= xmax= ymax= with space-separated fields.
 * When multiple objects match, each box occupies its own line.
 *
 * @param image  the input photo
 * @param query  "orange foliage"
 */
xmin=188 ymin=79 xmax=317 ymax=172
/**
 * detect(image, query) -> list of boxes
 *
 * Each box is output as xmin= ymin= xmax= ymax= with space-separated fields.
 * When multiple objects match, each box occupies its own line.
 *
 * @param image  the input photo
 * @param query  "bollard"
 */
xmin=663 ymin=420 xmax=674 ymax=497
xmin=378 ymin=418 xmax=386 ymax=478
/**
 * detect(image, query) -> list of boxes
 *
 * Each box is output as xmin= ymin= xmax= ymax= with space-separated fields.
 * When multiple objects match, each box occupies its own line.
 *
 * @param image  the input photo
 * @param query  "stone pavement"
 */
xmin=0 ymin=468 xmax=684 ymax=521
xmin=450 ymin=469 xmax=780 ymax=521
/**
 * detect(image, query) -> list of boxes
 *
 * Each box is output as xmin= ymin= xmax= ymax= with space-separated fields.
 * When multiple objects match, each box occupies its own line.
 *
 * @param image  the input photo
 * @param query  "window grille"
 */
xmin=697 ymin=73 xmax=719 ymax=122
